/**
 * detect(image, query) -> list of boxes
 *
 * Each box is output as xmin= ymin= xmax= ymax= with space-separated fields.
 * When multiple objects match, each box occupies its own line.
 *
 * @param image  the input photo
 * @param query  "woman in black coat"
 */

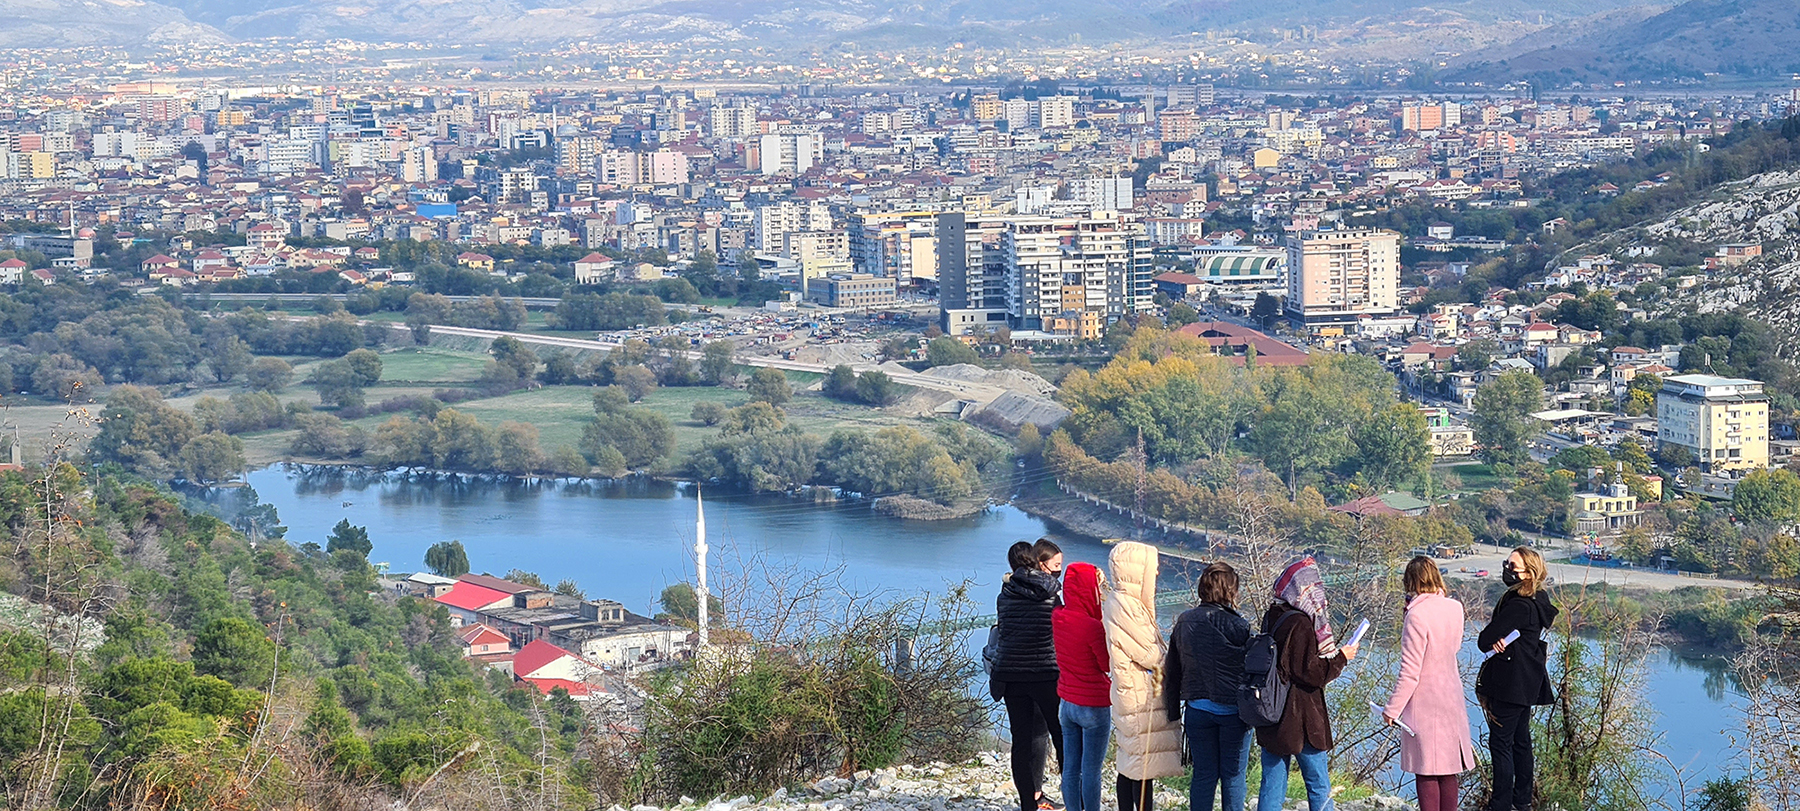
xmin=992 ymin=539 xmax=1066 ymax=811
xmin=1475 ymin=547 xmax=1559 ymax=811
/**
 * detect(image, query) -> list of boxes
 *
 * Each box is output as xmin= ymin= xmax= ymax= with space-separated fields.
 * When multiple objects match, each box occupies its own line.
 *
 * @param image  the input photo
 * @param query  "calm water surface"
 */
xmin=239 ymin=465 xmax=1748 ymax=783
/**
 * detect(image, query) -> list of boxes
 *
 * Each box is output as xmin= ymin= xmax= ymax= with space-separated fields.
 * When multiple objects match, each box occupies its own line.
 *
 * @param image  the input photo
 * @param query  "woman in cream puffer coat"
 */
xmin=1103 ymin=541 xmax=1185 ymax=811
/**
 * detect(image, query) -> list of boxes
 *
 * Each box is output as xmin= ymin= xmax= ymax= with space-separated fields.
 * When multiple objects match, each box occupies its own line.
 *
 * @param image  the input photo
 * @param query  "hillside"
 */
xmin=0 ymin=0 xmax=1657 ymax=53
xmin=1448 ymin=0 xmax=1800 ymax=84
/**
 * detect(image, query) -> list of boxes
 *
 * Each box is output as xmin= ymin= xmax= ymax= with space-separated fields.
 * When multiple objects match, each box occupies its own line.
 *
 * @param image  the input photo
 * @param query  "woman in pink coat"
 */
xmin=1381 ymin=556 xmax=1476 ymax=811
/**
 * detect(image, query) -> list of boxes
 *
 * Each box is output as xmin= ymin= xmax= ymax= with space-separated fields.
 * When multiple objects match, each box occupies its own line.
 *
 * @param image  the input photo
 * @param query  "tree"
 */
xmin=344 ymin=348 xmax=383 ymax=386
xmin=310 ymin=358 xmax=370 ymax=409
xmin=206 ymin=336 xmax=253 ymax=383
xmin=580 ymin=393 xmax=675 ymax=468
xmin=656 ymin=582 xmax=723 ymax=626
xmin=178 ymin=432 xmax=246 ymax=485
xmin=1353 ymin=403 xmax=1432 ymax=490
xmin=89 ymin=385 xmax=199 ymax=479
xmin=855 ymin=371 xmax=901 ymax=406
xmin=1472 ymin=370 xmax=1544 ymax=466
xmin=615 ymin=365 xmax=658 ymax=401
xmin=1167 ymin=302 xmax=1199 ymax=326
xmin=495 ymin=421 xmax=543 ymax=474
xmin=191 ymin=616 xmax=276 ymax=688
xmin=926 ymin=336 xmax=979 ymax=367
xmin=1734 ymin=468 xmax=1800 ymax=524
xmin=325 ymin=519 xmax=373 ymax=558
xmin=424 ymin=540 xmax=470 ymax=577
xmin=1457 ymin=339 xmax=1498 ymax=372
xmin=700 ymin=341 xmax=737 ymax=385
xmin=746 ymin=367 xmax=792 ymax=406
xmin=490 ymin=336 xmax=537 ymax=383
xmin=246 ymin=357 xmax=294 ymax=393
xmin=822 ymin=364 xmax=858 ymax=400
xmin=691 ymin=401 xmax=728 ymax=426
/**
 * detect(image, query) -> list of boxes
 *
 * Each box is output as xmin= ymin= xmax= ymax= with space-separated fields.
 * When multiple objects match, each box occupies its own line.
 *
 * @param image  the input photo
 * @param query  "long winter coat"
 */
xmin=1380 ymin=592 xmax=1477 ymax=776
xmin=1102 ymin=542 xmax=1184 ymax=781
xmin=1255 ymin=602 xmax=1347 ymax=757
xmin=1476 ymin=588 xmax=1559 ymax=708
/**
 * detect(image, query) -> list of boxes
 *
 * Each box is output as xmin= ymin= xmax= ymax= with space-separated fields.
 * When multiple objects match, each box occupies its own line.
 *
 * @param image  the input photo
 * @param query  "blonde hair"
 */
xmin=1511 ymin=547 xmax=1548 ymax=597
xmin=1403 ymin=555 xmax=1446 ymax=597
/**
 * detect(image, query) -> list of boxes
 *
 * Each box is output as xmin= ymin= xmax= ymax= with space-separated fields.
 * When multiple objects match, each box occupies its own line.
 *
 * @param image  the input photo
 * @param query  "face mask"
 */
xmin=1502 ymin=563 xmax=1523 ymax=587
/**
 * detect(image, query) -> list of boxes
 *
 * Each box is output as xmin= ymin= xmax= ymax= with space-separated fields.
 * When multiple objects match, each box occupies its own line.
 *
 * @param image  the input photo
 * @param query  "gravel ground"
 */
xmin=607 ymin=753 xmax=1416 ymax=811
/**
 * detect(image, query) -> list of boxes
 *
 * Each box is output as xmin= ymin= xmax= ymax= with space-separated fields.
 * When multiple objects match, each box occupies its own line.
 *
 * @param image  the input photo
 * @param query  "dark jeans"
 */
xmin=1485 ymin=700 xmax=1534 ymax=811
xmin=1117 ymin=775 xmax=1154 ymax=811
xmin=1003 ymin=679 xmax=1065 ymax=811
xmin=1184 ymin=705 xmax=1250 ymax=811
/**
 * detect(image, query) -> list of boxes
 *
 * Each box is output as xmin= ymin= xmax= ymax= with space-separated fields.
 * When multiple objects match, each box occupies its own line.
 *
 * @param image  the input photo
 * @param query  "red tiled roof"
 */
xmin=513 ymin=639 xmax=578 ymax=679
xmin=1330 ymin=494 xmax=1405 ymax=517
xmin=1154 ymin=272 xmax=1205 ymax=285
xmin=1175 ymin=322 xmax=1310 ymax=366
xmin=435 ymin=581 xmax=511 ymax=611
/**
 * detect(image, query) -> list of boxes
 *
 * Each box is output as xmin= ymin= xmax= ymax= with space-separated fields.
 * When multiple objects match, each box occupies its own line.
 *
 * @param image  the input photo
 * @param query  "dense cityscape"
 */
xmin=0 ymin=13 xmax=1798 ymax=811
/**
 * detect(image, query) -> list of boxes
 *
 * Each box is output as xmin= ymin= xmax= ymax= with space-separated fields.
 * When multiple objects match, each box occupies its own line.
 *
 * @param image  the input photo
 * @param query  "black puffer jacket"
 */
xmin=1163 ymin=602 xmax=1252 ymax=720
xmin=1476 ymin=588 xmax=1559 ymax=707
xmin=990 ymin=567 xmax=1061 ymax=684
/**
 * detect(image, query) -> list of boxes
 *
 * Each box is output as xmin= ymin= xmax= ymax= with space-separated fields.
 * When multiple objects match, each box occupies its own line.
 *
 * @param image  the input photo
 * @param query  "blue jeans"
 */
xmin=1059 ymin=701 xmax=1110 ymax=811
xmin=1258 ymin=746 xmax=1333 ymax=811
xmin=1185 ymin=703 xmax=1250 ymax=811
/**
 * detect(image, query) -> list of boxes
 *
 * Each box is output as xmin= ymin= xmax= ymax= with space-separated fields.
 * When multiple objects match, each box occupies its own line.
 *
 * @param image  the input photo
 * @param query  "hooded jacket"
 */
xmin=1052 ymin=562 xmax=1111 ymax=707
xmin=1255 ymin=600 xmax=1348 ymax=757
xmin=1476 ymin=588 xmax=1559 ymax=707
xmin=991 ymin=567 xmax=1062 ymax=684
xmin=1102 ymin=542 xmax=1184 ymax=781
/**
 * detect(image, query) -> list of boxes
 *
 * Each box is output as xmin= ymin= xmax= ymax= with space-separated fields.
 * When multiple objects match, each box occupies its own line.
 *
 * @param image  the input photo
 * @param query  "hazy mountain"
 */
xmin=0 ymin=0 xmax=224 ymax=48
xmin=1449 ymin=0 xmax=1800 ymax=83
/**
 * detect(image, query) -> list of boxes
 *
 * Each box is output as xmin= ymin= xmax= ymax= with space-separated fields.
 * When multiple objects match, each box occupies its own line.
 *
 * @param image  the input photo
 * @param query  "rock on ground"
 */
xmin=602 ymin=753 xmax=1415 ymax=811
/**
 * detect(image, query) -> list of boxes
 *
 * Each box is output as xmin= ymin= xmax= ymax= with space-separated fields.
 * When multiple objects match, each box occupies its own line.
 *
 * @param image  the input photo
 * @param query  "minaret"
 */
xmin=695 ymin=486 xmax=710 ymax=649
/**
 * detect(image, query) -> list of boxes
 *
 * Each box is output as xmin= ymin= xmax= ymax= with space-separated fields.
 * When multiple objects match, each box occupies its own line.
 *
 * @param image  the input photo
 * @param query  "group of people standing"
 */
xmin=988 ymin=539 xmax=1560 ymax=811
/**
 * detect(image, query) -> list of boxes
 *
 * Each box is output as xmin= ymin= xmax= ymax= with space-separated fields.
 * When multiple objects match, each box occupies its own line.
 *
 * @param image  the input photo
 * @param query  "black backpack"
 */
xmin=1239 ymin=610 xmax=1306 ymax=728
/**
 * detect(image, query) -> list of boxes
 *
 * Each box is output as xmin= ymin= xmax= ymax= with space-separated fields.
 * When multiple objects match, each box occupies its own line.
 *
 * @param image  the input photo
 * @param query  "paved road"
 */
xmin=411 ymin=323 xmax=1016 ymax=404
xmin=1439 ymin=542 xmax=1749 ymax=592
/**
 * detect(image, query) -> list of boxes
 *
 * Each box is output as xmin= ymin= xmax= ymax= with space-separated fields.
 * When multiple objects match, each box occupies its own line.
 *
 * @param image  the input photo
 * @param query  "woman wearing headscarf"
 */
xmin=1102 ymin=541 xmax=1184 ymax=811
xmin=1381 ymin=557 xmax=1476 ymax=811
xmin=1256 ymin=556 xmax=1359 ymax=811
xmin=1052 ymin=562 xmax=1110 ymax=811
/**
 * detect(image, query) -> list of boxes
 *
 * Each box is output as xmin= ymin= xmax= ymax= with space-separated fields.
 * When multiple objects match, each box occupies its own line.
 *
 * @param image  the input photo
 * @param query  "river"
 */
xmin=236 ymin=465 xmax=1747 ymax=784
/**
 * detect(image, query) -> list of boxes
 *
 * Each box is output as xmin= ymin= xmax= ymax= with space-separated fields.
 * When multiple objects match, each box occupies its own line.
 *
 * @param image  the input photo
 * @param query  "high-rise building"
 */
xmin=1166 ymin=84 xmax=1216 ymax=108
xmin=938 ymin=211 xmax=1011 ymax=335
xmin=755 ymin=132 xmax=820 ymax=176
xmin=1284 ymin=228 xmax=1402 ymax=327
xmin=1158 ymin=108 xmax=1199 ymax=143
xmin=1004 ymin=213 xmax=1153 ymax=332
xmin=849 ymin=210 xmax=939 ymax=285
xmin=1003 ymin=99 xmax=1034 ymax=131
xmin=1656 ymin=374 xmax=1769 ymax=474
xmin=1069 ymin=177 xmax=1134 ymax=211
xmin=754 ymin=202 xmax=832 ymax=252
xmin=708 ymin=105 xmax=758 ymax=138
xmin=556 ymin=136 xmax=603 ymax=174
xmin=1037 ymin=96 xmax=1076 ymax=129
xmin=970 ymin=94 xmax=1004 ymax=121
xmin=1401 ymin=103 xmax=1446 ymax=131
xmin=596 ymin=149 xmax=690 ymax=185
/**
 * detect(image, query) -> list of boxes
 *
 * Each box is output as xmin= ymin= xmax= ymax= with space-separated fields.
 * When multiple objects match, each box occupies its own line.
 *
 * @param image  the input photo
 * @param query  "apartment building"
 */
xmin=1656 ymin=374 xmax=1769 ymax=474
xmin=1003 ymin=213 xmax=1153 ymax=332
xmin=849 ymin=209 xmax=940 ymax=285
xmin=753 ymin=201 xmax=831 ymax=252
xmin=938 ymin=211 xmax=1012 ymax=335
xmin=1284 ymin=228 xmax=1402 ymax=328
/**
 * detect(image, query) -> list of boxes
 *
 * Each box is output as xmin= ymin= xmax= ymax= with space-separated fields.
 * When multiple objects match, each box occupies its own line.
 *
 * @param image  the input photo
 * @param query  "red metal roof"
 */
xmin=513 ymin=639 xmax=578 ymax=679
xmin=457 ymin=573 xmax=539 ymax=594
xmin=457 ymin=623 xmax=509 ymax=646
xmin=435 ymin=581 xmax=511 ymax=611
xmin=519 ymin=677 xmax=594 ymax=697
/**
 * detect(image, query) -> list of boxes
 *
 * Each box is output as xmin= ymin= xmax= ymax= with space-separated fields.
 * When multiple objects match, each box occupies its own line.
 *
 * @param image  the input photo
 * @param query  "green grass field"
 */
xmin=375 ymin=348 xmax=489 ymax=384
xmin=1441 ymin=462 xmax=1507 ymax=492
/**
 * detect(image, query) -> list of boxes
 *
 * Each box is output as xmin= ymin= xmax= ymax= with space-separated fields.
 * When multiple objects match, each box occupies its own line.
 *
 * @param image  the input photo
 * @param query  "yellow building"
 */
xmin=1252 ymin=147 xmax=1281 ymax=169
xmin=1573 ymin=483 xmax=1641 ymax=534
xmin=1656 ymin=374 xmax=1769 ymax=474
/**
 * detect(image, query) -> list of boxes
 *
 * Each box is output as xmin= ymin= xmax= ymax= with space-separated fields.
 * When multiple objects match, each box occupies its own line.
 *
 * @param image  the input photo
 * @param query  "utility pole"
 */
xmin=695 ymin=485 xmax=709 ymax=650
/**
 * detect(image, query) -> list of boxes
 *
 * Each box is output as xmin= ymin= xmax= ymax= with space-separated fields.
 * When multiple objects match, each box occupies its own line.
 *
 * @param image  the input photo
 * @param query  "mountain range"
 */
xmin=5 ymin=0 xmax=1794 ymax=84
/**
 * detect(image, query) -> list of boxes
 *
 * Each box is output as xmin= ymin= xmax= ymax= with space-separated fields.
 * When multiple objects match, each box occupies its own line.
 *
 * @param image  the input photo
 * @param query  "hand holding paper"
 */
xmin=1370 ymin=701 xmax=1416 ymax=736
xmin=1344 ymin=618 xmax=1371 ymax=649
xmin=1484 ymin=629 xmax=1521 ymax=660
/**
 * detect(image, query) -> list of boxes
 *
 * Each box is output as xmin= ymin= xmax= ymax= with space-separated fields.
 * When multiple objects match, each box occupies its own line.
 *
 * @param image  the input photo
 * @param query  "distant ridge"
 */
xmin=1449 ymin=0 xmax=1800 ymax=84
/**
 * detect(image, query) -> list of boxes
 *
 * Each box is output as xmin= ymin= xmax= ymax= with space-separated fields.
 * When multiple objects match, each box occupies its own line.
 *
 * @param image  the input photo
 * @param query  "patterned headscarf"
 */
xmin=1272 ymin=556 xmax=1339 ymax=659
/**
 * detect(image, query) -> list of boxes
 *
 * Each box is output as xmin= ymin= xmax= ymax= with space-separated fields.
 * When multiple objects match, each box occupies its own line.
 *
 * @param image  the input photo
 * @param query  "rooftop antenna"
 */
xmin=695 ymin=485 xmax=710 ymax=650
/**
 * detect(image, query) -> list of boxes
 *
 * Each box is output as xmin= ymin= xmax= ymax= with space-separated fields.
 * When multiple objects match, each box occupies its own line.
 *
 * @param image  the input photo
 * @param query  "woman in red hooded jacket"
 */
xmin=1053 ymin=562 xmax=1111 ymax=811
